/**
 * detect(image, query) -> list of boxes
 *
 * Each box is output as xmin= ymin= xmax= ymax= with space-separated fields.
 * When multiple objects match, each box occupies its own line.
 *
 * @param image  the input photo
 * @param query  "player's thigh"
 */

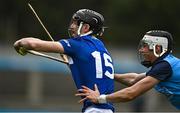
xmin=84 ymin=107 xmax=113 ymax=113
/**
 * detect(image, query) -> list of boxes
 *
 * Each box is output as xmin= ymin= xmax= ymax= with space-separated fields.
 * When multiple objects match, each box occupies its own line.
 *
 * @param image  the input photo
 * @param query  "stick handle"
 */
xmin=27 ymin=50 xmax=68 ymax=64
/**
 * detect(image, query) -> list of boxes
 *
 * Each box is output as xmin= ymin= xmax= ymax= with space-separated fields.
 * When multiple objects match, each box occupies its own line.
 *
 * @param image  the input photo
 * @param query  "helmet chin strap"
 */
xmin=77 ymin=22 xmax=83 ymax=36
xmin=80 ymin=31 xmax=93 ymax=37
xmin=77 ymin=22 xmax=93 ymax=37
xmin=153 ymin=45 xmax=167 ymax=57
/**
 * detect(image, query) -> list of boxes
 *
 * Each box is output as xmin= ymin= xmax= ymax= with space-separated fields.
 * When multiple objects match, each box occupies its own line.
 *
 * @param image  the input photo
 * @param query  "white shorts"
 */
xmin=84 ymin=107 xmax=113 ymax=113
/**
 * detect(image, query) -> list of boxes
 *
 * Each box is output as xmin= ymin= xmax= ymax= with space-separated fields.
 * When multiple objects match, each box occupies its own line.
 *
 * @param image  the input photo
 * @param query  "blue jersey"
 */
xmin=147 ymin=54 xmax=180 ymax=109
xmin=59 ymin=35 xmax=114 ymax=112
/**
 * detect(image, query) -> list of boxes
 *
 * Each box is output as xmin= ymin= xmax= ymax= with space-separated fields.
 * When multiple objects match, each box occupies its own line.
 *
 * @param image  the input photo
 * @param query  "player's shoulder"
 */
xmin=164 ymin=54 xmax=180 ymax=65
xmin=65 ymin=37 xmax=83 ymax=44
xmin=147 ymin=60 xmax=172 ymax=81
xmin=148 ymin=60 xmax=172 ymax=76
xmin=153 ymin=60 xmax=171 ymax=70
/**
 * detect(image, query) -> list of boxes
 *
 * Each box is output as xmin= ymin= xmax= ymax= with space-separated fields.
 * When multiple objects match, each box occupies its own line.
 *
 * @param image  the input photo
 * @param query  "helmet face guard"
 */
xmin=138 ymin=35 xmax=168 ymax=68
xmin=138 ymin=40 xmax=153 ymax=68
xmin=68 ymin=19 xmax=79 ymax=37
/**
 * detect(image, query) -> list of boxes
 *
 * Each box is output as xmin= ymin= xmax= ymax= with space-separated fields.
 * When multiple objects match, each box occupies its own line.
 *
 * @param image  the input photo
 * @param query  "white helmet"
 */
xmin=141 ymin=35 xmax=168 ymax=57
xmin=138 ymin=30 xmax=173 ymax=67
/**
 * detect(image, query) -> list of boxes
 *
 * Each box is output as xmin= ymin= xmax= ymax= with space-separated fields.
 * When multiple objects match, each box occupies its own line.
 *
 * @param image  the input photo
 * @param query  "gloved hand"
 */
xmin=14 ymin=40 xmax=27 ymax=56
xmin=18 ymin=47 xmax=27 ymax=56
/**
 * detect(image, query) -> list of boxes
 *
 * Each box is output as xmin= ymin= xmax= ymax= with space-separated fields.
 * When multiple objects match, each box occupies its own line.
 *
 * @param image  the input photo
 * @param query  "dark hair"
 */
xmin=146 ymin=30 xmax=173 ymax=53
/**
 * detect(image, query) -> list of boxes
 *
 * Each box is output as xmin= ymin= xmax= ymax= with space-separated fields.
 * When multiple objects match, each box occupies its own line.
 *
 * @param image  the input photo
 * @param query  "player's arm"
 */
xmin=14 ymin=37 xmax=64 ymax=53
xmin=106 ymin=76 xmax=159 ymax=102
xmin=76 ymin=76 xmax=159 ymax=103
xmin=114 ymin=73 xmax=146 ymax=86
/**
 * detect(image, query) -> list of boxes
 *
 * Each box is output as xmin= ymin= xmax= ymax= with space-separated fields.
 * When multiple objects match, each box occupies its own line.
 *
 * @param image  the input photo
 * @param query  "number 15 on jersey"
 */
xmin=92 ymin=51 xmax=114 ymax=79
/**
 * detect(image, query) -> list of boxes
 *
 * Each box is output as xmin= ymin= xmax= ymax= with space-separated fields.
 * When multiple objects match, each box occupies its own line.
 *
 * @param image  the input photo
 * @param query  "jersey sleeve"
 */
xmin=146 ymin=61 xmax=172 ymax=81
xmin=59 ymin=38 xmax=80 ymax=56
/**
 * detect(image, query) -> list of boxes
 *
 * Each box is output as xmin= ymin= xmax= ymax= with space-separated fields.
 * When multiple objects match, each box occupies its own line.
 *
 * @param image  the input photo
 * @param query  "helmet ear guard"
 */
xmin=77 ymin=21 xmax=93 ymax=37
xmin=152 ymin=44 xmax=167 ymax=57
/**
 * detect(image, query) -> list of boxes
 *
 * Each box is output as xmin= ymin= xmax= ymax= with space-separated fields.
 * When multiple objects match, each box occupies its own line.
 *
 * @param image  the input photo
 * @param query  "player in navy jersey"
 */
xmin=76 ymin=30 xmax=180 ymax=110
xmin=14 ymin=9 xmax=114 ymax=113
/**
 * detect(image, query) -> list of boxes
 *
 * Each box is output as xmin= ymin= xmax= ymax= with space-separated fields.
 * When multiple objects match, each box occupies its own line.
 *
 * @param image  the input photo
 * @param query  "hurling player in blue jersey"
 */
xmin=14 ymin=9 xmax=114 ymax=113
xmin=76 ymin=30 xmax=180 ymax=110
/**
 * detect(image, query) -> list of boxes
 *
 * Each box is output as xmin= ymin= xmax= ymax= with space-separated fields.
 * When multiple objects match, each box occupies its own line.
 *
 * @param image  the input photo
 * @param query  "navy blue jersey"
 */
xmin=146 ymin=61 xmax=172 ymax=81
xmin=59 ymin=35 xmax=114 ymax=112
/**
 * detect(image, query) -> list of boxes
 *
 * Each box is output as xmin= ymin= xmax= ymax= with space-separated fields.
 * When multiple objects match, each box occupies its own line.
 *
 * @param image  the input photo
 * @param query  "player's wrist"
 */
xmin=97 ymin=94 xmax=107 ymax=103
